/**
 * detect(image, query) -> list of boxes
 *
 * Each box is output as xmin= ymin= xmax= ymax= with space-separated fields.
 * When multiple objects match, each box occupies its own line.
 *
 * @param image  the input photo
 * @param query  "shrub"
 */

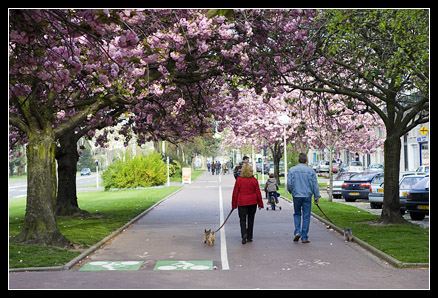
xmin=102 ymin=152 xmax=167 ymax=190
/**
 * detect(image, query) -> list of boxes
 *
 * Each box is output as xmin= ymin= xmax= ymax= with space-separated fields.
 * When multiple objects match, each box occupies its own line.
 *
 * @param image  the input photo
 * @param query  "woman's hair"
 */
xmin=240 ymin=164 xmax=254 ymax=178
xmin=269 ymin=174 xmax=274 ymax=178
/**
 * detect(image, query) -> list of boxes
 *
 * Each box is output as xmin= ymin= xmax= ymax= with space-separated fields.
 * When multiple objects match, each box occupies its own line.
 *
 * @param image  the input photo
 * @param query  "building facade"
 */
xmin=307 ymin=122 xmax=429 ymax=172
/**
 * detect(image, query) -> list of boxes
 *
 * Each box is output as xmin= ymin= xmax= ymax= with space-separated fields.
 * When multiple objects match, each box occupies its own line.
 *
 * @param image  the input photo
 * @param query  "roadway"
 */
xmin=8 ymin=173 xmax=103 ymax=199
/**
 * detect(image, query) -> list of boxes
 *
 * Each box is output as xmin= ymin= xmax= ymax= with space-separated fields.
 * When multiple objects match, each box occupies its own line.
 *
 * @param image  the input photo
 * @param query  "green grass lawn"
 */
xmin=277 ymin=185 xmax=429 ymax=264
xmin=9 ymin=186 xmax=182 ymax=268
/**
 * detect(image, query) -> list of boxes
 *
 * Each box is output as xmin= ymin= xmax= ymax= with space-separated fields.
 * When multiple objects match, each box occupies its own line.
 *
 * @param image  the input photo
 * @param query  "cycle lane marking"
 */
xmin=219 ymin=186 xmax=230 ymax=270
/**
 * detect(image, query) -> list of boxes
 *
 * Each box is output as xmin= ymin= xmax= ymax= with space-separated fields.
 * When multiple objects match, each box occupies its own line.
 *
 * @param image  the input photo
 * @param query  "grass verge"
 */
xmin=277 ymin=185 xmax=429 ymax=264
xmin=9 ymin=186 xmax=182 ymax=268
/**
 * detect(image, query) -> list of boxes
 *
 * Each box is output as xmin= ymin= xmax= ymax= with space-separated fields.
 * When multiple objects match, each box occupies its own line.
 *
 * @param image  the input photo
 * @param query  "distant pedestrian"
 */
xmin=232 ymin=164 xmax=264 ymax=244
xmin=215 ymin=161 xmax=221 ymax=175
xmin=226 ymin=161 xmax=232 ymax=174
xmin=207 ymin=162 xmax=211 ymax=172
xmin=287 ymin=153 xmax=321 ymax=243
xmin=233 ymin=156 xmax=249 ymax=179
xmin=222 ymin=162 xmax=228 ymax=175
xmin=211 ymin=162 xmax=215 ymax=175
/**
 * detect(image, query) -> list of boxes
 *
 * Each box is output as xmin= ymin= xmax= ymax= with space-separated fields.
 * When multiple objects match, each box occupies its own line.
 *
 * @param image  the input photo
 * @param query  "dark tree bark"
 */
xmin=270 ymin=141 xmax=283 ymax=186
xmin=55 ymin=130 xmax=91 ymax=217
xmin=11 ymin=131 xmax=70 ymax=247
xmin=380 ymin=134 xmax=406 ymax=224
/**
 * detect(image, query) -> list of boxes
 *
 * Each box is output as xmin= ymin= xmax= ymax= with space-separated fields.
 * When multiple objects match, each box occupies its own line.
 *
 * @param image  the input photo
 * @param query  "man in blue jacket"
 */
xmin=287 ymin=153 xmax=321 ymax=243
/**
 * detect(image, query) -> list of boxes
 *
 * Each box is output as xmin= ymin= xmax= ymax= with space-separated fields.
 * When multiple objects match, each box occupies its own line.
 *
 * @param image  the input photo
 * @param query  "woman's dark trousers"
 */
xmin=238 ymin=204 xmax=257 ymax=240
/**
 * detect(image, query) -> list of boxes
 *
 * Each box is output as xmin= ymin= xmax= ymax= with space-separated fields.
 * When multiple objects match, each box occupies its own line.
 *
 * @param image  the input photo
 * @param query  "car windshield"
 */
xmin=335 ymin=172 xmax=356 ymax=181
xmin=349 ymin=172 xmax=376 ymax=181
xmin=371 ymin=174 xmax=384 ymax=184
xmin=401 ymin=177 xmax=427 ymax=190
xmin=412 ymin=177 xmax=429 ymax=190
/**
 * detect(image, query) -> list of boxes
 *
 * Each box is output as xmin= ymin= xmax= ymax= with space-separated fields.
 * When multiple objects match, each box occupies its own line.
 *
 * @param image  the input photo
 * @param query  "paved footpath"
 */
xmin=9 ymin=172 xmax=429 ymax=289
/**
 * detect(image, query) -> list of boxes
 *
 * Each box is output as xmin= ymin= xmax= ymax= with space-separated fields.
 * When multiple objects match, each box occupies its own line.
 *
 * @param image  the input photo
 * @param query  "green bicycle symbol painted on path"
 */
xmin=154 ymin=260 xmax=213 ymax=271
xmin=79 ymin=261 xmax=143 ymax=271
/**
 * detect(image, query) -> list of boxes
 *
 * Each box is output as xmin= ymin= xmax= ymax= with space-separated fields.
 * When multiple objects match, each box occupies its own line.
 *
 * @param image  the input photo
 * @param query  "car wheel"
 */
xmin=370 ymin=202 xmax=378 ymax=209
xmin=410 ymin=212 xmax=425 ymax=221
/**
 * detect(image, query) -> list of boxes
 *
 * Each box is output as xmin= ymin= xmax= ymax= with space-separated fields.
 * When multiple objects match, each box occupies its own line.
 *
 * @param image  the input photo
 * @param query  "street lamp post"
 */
xmin=278 ymin=114 xmax=291 ymax=195
xmin=95 ymin=159 xmax=99 ymax=189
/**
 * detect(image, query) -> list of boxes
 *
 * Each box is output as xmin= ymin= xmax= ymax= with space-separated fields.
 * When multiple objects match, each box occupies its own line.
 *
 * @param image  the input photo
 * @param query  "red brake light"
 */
xmin=359 ymin=183 xmax=370 ymax=188
xmin=342 ymin=183 xmax=349 ymax=187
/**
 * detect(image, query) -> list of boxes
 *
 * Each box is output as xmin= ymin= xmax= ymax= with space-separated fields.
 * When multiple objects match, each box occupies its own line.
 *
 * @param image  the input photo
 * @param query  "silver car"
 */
xmin=317 ymin=160 xmax=330 ymax=173
xmin=369 ymin=172 xmax=427 ymax=213
xmin=345 ymin=161 xmax=364 ymax=172
xmin=326 ymin=172 xmax=359 ymax=198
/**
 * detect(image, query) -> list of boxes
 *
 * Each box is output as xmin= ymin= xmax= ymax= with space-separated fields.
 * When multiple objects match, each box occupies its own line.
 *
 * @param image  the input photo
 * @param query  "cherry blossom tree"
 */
xmin=9 ymin=9 xmax=250 ymax=246
xmin=219 ymin=87 xmax=384 ymax=189
xmin=299 ymin=92 xmax=385 ymax=201
xmin=226 ymin=9 xmax=428 ymax=224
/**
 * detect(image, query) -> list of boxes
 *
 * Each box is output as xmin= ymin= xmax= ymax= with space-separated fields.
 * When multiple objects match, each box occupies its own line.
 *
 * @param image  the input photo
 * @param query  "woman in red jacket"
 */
xmin=232 ymin=164 xmax=264 ymax=244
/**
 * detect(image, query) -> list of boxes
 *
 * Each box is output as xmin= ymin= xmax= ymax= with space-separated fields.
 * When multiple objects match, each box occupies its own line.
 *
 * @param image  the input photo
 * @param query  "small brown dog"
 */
xmin=203 ymin=229 xmax=215 ymax=246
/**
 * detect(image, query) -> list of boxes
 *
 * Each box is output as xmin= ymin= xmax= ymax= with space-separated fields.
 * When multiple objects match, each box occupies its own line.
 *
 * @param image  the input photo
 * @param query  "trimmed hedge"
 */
xmin=102 ymin=152 xmax=167 ymax=190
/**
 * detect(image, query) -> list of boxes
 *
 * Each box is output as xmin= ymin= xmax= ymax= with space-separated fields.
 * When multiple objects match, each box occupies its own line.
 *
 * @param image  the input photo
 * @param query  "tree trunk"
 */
xmin=380 ymin=134 xmax=406 ymax=224
xmin=55 ymin=131 xmax=91 ymax=217
xmin=10 ymin=131 xmax=70 ymax=248
xmin=270 ymin=141 xmax=282 ymax=185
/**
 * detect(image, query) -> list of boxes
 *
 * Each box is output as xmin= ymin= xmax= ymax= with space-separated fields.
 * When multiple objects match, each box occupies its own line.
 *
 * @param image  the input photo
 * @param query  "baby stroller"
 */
xmin=266 ymin=191 xmax=281 ymax=211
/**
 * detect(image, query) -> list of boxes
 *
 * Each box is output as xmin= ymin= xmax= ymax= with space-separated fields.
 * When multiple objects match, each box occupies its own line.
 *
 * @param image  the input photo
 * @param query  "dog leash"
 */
xmin=315 ymin=203 xmax=334 ymax=225
xmin=215 ymin=209 xmax=234 ymax=233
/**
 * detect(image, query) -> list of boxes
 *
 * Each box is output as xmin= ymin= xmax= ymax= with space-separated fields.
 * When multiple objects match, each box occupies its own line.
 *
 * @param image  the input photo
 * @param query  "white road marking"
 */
xmin=218 ymin=186 xmax=230 ymax=270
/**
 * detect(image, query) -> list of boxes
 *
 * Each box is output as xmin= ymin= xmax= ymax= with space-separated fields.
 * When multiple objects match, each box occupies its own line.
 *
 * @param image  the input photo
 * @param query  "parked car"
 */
xmin=268 ymin=165 xmax=284 ymax=177
xmin=326 ymin=172 xmax=359 ymax=199
xmin=331 ymin=162 xmax=340 ymax=173
xmin=368 ymin=172 xmax=385 ymax=209
xmin=310 ymin=162 xmax=319 ymax=172
xmin=338 ymin=163 xmax=348 ymax=173
xmin=416 ymin=165 xmax=429 ymax=174
xmin=316 ymin=160 xmax=330 ymax=173
xmin=406 ymin=176 xmax=429 ymax=220
xmin=341 ymin=172 xmax=381 ymax=202
xmin=345 ymin=161 xmax=365 ymax=172
xmin=369 ymin=172 xmax=427 ymax=211
xmin=368 ymin=163 xmax=384 ymax=171
xmin=80 ymin=168 xmax=91 ymax=176
xmin=263 ymin=161 xmax=273 ymax=174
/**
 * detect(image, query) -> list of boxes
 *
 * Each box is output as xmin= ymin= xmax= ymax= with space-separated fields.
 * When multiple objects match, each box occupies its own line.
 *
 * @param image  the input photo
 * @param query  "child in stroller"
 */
xmin=264 ymin=174 xmax=281 ymax=210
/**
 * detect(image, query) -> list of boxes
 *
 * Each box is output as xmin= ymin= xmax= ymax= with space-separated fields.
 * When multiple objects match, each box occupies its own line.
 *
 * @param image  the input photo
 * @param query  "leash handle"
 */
xmin=215 ymin=208 xmax=234 ymax=233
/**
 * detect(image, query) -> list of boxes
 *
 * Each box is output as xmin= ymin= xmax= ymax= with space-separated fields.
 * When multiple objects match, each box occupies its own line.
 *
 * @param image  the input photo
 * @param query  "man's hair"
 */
xmin=298 ymin=153 xmax=308 ymax=164
xmin=240 ymin=164 xmax=254 ymax=178
xmin=243 ymin=156 xmax=249 ymax=161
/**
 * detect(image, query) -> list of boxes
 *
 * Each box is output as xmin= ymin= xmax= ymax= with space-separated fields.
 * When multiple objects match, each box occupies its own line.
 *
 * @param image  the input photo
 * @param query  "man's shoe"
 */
xmin=242 ymin=234 xmax=247 ymax=244
xmin=293 ymin=234 xmax=301 ymax=241
xmin=302 ymin=239 xmax=310 ymax=243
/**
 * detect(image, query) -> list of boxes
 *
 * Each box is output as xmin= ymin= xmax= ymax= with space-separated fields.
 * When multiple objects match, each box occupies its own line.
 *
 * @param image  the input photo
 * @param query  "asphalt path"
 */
xmin=9 ymin=172 xmax=429 ymax=289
